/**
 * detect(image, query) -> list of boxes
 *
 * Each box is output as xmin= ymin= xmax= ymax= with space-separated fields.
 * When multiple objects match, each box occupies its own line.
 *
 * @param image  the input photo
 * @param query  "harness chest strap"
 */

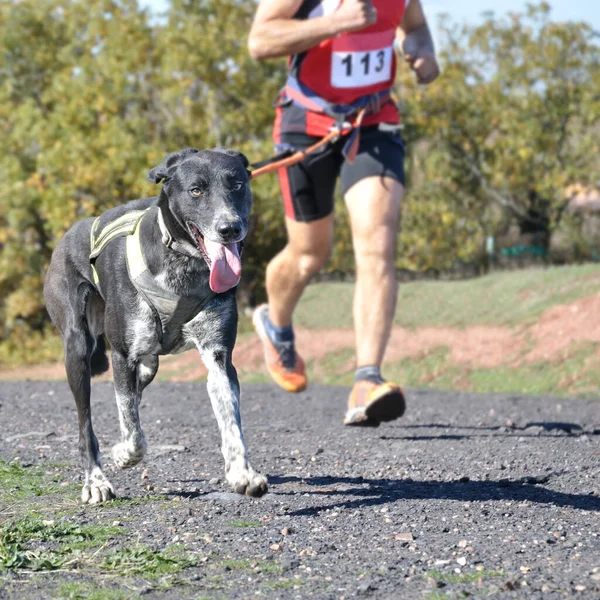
xmin=89 ymin=209 xmax=148 ymax=287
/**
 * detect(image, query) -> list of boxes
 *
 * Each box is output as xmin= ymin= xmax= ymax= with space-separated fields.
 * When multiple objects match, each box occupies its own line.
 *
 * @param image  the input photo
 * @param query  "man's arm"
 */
xmin=396 ymin=0 xmax=439 ymax=84
xmin=248 ymin=0 xmax=378 ymax=61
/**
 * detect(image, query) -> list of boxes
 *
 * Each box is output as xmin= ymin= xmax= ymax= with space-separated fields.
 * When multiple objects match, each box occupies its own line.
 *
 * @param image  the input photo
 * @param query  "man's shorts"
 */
xmin=277 ymin=125 xmax=406 ymax=223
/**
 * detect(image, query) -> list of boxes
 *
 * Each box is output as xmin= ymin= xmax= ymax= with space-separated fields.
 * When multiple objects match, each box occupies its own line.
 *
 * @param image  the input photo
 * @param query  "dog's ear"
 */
xmin=212 ymin=147 xmax=250 ymax=170
xmin=147 ymin=148 xmax=199 ymax=184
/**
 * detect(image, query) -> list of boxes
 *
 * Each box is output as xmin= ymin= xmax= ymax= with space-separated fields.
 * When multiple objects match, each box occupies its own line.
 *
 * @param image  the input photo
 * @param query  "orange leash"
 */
xmin=249 ymin=108 xmax=366 ymax=179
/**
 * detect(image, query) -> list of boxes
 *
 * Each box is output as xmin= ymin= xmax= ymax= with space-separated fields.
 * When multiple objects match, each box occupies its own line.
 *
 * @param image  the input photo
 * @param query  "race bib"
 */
xmin=331 ymin=30 xmax=395 ymax=89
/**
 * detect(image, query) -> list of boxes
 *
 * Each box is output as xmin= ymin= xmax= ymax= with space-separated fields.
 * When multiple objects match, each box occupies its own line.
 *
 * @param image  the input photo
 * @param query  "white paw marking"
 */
xmin=226 ymin=459 xmax=268 ymax=498
xmin=81 ymin=468 xmax=116 ymax=504
xmin=112 ymin=437 xmax=147 ymax=469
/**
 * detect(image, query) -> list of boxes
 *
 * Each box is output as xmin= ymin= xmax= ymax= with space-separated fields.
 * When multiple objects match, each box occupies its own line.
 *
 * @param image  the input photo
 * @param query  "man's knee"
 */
xmin=355 ymin=226 xmax=398 ymax=262
xmin=296 ymin=247 xmax=331 ymax=280
xmin=284 ymin=240 xmax=331 ymax=280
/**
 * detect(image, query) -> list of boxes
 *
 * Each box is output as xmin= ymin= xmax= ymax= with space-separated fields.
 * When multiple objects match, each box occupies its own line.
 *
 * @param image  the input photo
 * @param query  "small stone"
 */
xmin=395 ymin=532 xmax=413 ymax=542
xmin=60 ymin=482 xmax=70 ymax=487
xmin=270 ymin=543 xmax=281 ymax=551
xmin=141 ymin=470 xmax=149 ymax=479
xmin=457 ymin=557 xmax=467 ymax=566
xmin=458 ymin=540 xmax=468 ymax=548
xmin=591 ymin=573 xmax=600 ymax=581
xmin=281 ymin=527 xmax=291 ymax=536
xmin=42 ymin=520 xmax=55 ymax=526
xmin=209 ymin=478 xmax=219 ymax=485
xmin=574 ymin=585 xmax=586 ymax=592
xmin=520 ymin=566 xmax=531 ymax=573
xmin=112 ymin=520 xmax=121 ymax=526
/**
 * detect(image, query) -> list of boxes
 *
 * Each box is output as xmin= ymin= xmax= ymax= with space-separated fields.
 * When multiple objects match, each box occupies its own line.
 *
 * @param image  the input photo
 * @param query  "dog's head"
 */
xmin=148 ymin=147 xmax=252 ymax=294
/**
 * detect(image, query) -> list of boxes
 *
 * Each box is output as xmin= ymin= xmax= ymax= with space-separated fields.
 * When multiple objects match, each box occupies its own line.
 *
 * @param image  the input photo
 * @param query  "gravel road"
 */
xmin=1 ymin=380 xmax=599 ymax=599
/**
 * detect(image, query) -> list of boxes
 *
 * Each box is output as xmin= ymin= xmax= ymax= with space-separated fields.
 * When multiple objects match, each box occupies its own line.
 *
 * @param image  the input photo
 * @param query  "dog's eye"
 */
xmin=232 ymin=181 xmax=244 ymax=192
xmin=190 ymin=188 xmax=202 ymax=197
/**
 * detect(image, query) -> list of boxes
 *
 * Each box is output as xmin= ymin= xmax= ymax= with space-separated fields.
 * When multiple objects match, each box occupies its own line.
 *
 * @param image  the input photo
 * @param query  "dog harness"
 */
xmin=89 ymin=207 xmax=216 ymax=353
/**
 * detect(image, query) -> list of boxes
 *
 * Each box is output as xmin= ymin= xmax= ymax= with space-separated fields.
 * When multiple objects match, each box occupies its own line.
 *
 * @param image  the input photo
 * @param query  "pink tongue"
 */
xmin=203 ymin=239 xmax=242 ymax=293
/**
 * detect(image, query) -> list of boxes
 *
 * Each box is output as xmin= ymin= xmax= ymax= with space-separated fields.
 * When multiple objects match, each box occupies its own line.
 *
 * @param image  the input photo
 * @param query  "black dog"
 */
xmin=44 ymin=147 xmax=267 ymax=503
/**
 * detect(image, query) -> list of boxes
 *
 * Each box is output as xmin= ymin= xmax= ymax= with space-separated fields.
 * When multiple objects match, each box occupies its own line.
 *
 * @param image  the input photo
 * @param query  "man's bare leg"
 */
xmin=343 ymin=175 xmax=405 ymax=425
xmin=265 ymin=214 xmax=334 ymax=327
xmin=253 ymin=213 xmax=334 ymax=392
xmin=344 ymin=176 xmax=403 ymax=367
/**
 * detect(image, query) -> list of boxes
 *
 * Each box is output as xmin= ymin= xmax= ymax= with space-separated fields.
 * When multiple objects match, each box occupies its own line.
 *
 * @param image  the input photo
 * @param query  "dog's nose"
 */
xmin=216 ymin=221 xmax=242 ymax=241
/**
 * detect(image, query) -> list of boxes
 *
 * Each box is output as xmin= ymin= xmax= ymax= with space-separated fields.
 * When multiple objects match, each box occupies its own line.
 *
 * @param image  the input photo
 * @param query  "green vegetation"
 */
xmin=0 ymin=517 xmax=124 ymax=571
xmin=426 ymin=569 xmax=503 ymax=585
xmin=0 ymin=460 xmax=65 ymax=499
xmin=101 ymin=545 xmax=197 ymax=577
xmin=57 ymin=582 xmax=137 ymax=600
xmin=295 ymin=265 xmax=600 ymax=330
xmin=219 ymin=557 xmax=282 ymax=575
xmin=226 ymin=520 xmax=261 ymax=528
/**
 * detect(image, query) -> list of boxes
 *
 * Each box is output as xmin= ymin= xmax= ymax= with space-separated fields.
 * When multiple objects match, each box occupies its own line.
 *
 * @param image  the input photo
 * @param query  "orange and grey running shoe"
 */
xmin=252 ymin=304 xmax=308 ymax=393
xmin=344 ymin=380 xmax=406 ymax=427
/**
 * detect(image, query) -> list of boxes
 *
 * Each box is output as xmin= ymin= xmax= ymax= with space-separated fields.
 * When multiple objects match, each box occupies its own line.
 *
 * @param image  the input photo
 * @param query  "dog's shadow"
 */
xmin=265 ymin=473 xmax=600 ymax=517
xmin=162 ymin=421 xmax=598 ymax=511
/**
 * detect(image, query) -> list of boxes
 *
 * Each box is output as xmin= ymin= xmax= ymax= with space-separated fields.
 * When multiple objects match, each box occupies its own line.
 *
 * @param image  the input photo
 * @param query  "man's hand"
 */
xmin=401 ymin=25 xmax=440 ymax=84
xmin=333 ymin=0 xmax=378 ymax=34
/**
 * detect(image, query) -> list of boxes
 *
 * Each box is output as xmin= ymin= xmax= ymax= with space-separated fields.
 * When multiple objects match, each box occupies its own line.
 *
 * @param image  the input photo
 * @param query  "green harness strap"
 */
xmin=89 ymin=209 xmax=148 ymax=287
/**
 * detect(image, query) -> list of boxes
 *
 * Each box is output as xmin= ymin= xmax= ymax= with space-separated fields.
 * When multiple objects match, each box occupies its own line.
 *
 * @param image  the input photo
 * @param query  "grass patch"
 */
xmin=101 ymin=544 xmax=197 ymax=577
xmin=377 ymin=341 xmax=600 ymax=398
xmin=426 ymin=568 xmax=503 ymax=585
xmin=220 ymin=557 xmax=282 ymax=575
xmin=226 ymin=520 xmax=261 ymax=528
xmin=384 ymin=346 xmax=465 ymax=390
xmin=0 ymin=460 xmax=65 ymax=499
xmin=101 ymin=494 xmax=168 ymax=508
xmin=0 ymin=517 xmax=124 ymax=571
xmin=469 ymin=341 xmax=600 ymax=397
xmin=57 ymin=582 xmax=137 ymax=600
xmin=310 ymin=346 xmax=356 ymax=386
xmin=294 ymin=265 xmax=600 ymax=330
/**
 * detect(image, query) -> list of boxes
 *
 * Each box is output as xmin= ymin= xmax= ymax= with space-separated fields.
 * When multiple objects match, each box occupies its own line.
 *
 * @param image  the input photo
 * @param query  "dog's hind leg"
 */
xmin=199 ymin=347 xmax=268 ymax=498
xmin=64 ymin=327 xmax=116 ymax=504
xmin=111 ymin=351 xmax=147 ymax=469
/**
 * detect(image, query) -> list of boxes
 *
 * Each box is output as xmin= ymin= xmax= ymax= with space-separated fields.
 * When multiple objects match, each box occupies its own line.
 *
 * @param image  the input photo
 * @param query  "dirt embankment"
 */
xmin=2 ymin=292 xmax=600 ymax=382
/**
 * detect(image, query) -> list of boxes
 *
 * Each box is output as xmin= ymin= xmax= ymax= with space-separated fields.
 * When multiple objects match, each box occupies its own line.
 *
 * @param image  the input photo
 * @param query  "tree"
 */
xmin=0 ymin=0 xmax=287 ymax=364
xmin=397 ymin=2 xmax=600 ymax=267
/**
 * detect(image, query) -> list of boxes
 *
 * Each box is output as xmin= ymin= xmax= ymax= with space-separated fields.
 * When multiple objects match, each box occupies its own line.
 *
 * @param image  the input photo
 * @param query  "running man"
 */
xmin=248 ymin=0 xmax=439 ymax=425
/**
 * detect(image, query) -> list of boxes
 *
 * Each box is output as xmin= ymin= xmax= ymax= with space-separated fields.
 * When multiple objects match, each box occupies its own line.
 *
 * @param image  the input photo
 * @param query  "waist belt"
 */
xmin=89 ymin=208 xmax=216 ymax=353
xmin=278 ymin=76 xmax=393 ymax=162
xmin=282 ymin=76 xmax=392 ymax=121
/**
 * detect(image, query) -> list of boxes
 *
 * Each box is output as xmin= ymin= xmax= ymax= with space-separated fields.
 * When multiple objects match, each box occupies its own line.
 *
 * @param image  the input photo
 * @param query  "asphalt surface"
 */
xmin=1 ymin=380 xmax=599 ymax=599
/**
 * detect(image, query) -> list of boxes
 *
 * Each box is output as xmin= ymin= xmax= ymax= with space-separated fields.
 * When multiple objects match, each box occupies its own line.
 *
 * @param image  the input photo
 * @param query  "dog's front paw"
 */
xmin=112 ymin=438 xmax=147 ymax=469
xmin=81 ymin=469 xmax=116 ymax=504
xmin=226 ymin=461 xmax=268 ymax=498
